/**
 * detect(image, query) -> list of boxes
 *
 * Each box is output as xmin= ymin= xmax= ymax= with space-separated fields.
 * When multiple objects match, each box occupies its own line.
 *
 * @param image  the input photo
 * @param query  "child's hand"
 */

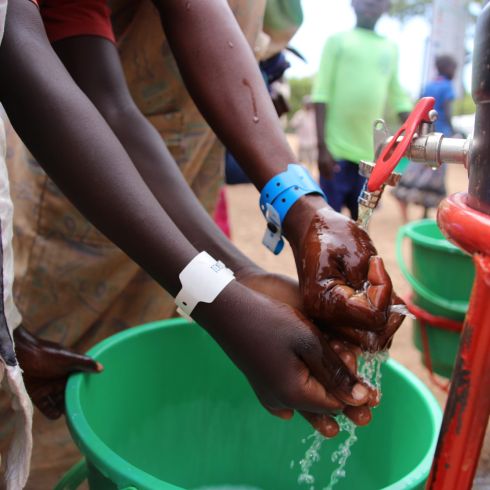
xmin=284 ymin=202 xmax=404 ymax=351
xmin=195 ymin=282 xmax=377 ymax=438
xmin=14 ymin=326 xmax=103 ymax=419
xmin=237 ymin=268 xmax=302 ymax=310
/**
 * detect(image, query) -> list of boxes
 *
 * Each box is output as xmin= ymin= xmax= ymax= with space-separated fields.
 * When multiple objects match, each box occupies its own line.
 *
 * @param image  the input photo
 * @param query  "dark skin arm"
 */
xmin=314 ymin=102 xmax=338 ymax=180
xmin=52 ymin=36 xmax=300 ymax=308
xmin=152 ymin=0 xmax=401 ymax=336
xmin=1 ymin=0 xmax=373 ymax=435
xmin=13 ymin=326 xmax=102 ymax=419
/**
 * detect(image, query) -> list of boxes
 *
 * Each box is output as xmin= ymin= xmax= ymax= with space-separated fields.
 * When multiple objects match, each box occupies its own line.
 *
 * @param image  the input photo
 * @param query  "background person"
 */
xmin=312 ymin=0 xmax=412 ymax=220
xmin=393 ymin=55 xmax=457 ymax=222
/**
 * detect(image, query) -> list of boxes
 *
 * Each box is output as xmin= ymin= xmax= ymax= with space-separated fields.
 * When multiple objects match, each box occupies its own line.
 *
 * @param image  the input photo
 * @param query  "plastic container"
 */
xmin=397 ymin=219 xmax=474 ymax=377
xmin=61 ymin=319 xmax=442 ymax=490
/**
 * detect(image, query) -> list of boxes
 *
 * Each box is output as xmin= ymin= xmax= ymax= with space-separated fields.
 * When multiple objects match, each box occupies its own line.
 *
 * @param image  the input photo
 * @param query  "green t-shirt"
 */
xmin=311 ymin=28 xmax=412 ymax=164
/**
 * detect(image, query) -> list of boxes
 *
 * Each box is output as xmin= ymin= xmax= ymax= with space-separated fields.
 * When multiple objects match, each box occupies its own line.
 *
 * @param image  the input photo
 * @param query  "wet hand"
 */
xmin=284 ymin=202 xmax=404 ymax=350
xmin=14 ymin=326 xmax=103 ymax=419
xmin=195 ymin=283 xmax=377 ymax=438
xmin=237 ymin=268 xmax=302 ymax=310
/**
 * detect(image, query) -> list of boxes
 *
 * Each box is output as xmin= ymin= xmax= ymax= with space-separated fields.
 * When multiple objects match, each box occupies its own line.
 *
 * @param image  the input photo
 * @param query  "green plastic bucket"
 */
xmin=63 ymin=319 xmax=441 ymax=490
xmin=396 ymin=219 xmax=475 ymax=377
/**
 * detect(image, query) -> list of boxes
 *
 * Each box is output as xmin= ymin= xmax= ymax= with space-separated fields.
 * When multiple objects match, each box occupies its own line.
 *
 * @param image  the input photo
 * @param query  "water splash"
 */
xmin=390 ymin=303 xmax=414 ymax=318
xmin=298 ymin=432 xmax=324 ymax=486
xmin=359 ymin=350 xmax=389 ymax=390
xmin=297 ymin=351 xmax=389 ymax=490
xmin=357 ymin=204 xmax=374 ymax=230
xmin=324 ymin=417 xmax=358 ymax=490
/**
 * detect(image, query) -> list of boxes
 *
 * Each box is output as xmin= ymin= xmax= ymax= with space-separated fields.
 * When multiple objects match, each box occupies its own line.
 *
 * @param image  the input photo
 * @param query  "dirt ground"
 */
xmin=226 ymin=138 xmax=490 ymax=488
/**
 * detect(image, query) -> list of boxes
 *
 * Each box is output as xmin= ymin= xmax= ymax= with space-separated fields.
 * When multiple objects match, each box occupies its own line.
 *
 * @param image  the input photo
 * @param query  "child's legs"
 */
xmin=343 ymin=161 xmax=366 ymax=221
xmin=319 ymin=160 xmax=353 ymax=213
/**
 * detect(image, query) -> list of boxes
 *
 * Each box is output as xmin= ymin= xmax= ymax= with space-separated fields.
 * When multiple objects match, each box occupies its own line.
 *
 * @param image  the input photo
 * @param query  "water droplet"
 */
xmin=253 ymin=116 xmax=260 ymax=123
xmin=290 ymin=460 xmax=295 ymax=469
xmin=228 ymin=41 xmax=234 ymax=48
xmin=185 ymin=2 xmax=191 ymax=10
xmin=296 ymin=352 xmax=388 ymax=490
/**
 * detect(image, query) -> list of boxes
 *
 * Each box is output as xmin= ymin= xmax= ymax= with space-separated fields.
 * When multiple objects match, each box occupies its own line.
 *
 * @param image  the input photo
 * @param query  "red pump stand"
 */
xmin=428 ymin=195 xmax=490 ymax=489
xmin=427 ymin=5 xmax=490 ymax=488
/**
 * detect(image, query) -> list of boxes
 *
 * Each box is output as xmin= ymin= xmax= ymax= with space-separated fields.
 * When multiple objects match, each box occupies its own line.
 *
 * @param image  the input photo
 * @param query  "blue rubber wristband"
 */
xmin=259 ymin=164 xmax=326 ymax=254
xmin=260 ymin=164 xmax=325 ymax=221
xmin=260 ymin=164 xmax=324 ymax=215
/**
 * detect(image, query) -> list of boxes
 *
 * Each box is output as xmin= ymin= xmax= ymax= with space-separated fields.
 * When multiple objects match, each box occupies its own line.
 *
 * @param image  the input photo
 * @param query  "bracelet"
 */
xmin=175 ymin=252 xmax=235 ymax=321
xmin=259 ymin=164 xmax=326 ymax=254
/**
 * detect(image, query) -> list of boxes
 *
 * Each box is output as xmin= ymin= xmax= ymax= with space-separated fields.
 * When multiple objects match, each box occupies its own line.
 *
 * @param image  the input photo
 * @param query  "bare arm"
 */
xmin=52 ymin=36 xmax=259 ymax=279
xmin=0 ymin=1 xmax=196 ymax=295
xmin=314 ymin=102 xmax=327 ymax=151
xmin=152 ymin=0 xmax=296 ymax=190
xmin=0 ymin=0 xmax=371 ymax=432
xmin=314 ymin=102 xmax=337 ymax=180
xmin=151 ymin=0 xmax=401 ymax=336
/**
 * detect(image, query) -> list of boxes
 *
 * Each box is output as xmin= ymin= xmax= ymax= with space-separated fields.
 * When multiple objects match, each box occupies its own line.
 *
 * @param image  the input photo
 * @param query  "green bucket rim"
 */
xmin=66 ymin=319 xmax=442 ymax=490
xmin=400 ymin=219 xmax=467 ymax=255
xmin=396 ymin=220 xmax=471 ymax=315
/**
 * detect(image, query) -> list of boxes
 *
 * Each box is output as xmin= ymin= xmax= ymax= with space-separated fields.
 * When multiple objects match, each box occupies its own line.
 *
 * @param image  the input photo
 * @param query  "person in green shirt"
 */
xmin=312 ymin=0 xmax=412 ymax=220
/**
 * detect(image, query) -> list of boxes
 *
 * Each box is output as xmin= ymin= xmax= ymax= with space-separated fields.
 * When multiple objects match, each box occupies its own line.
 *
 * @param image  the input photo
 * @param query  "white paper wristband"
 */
xmin=175 ymin=252 xmax=235 ymax=321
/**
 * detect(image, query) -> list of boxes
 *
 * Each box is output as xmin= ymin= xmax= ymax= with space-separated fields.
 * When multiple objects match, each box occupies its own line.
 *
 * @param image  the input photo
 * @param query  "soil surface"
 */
xmin=226 ymin=140 xmax=490 ymax=488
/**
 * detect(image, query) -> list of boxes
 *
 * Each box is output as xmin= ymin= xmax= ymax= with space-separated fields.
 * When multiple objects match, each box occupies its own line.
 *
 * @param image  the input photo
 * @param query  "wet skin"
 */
xmin=1 ymin=0 xmax=395 ymax=436
xmin=292 ymin=207 xmax=404 ymax=351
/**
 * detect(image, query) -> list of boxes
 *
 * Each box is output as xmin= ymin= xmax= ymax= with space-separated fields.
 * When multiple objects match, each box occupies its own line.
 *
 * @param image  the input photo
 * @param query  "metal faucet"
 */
xmin=358 ymin=97 xmax=472 ymax=208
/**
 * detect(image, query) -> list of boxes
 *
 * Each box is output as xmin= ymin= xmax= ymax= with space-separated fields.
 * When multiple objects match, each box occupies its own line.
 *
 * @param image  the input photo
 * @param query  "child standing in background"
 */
xmin=393 ymin=55 xmax=457 ymax=222
xmin=312 ymin=0 xmax=411 ymax=220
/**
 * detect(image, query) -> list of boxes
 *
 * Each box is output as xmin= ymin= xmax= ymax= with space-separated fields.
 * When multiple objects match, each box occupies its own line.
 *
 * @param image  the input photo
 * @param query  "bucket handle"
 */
xmin=396 ymin=227 xmax=468 ymax=315
xmin=53 ymin=459 xmax=88 ymax=490
xmin=54 ymin=459 xmax=138 ymax=490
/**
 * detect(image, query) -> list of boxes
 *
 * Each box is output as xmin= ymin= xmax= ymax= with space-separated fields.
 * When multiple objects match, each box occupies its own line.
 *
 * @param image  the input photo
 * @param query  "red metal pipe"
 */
xmin=404 ymin=295 xmax=463 ymax=334
xmin=427 ymin=194 xmax=490 ymax=489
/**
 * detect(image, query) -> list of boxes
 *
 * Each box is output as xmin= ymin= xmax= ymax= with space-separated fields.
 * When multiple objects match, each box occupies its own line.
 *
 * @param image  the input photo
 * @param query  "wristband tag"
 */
xmin=262 ymin=204 xmax=284 ymax=255
xmin=259 ymin=164 xmax=326 ymax=255
xmin=175 ymin=252 xmax=235 ymax=321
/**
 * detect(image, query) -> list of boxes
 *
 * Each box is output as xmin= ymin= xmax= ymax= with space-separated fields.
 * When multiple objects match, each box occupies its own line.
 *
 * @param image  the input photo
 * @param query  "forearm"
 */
xmin=0 ymin=0 xmax=197 ymax=295
xmin=314 ymin=103 xmax=327 ymax=150
xmin=153 ymin=0 xmax=296 ymax=189
xmin=152 ymin=0 xmax=333 ymax=252
xmin=52 ymin=36 xmax=259 ymax=276
xmin=101 ymin=106 xmax=259 ymax=275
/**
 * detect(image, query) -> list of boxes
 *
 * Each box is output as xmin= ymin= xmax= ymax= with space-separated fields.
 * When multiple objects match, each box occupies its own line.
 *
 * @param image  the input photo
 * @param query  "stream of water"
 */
xmin=297 ymin=351 xmax=389 ymax=490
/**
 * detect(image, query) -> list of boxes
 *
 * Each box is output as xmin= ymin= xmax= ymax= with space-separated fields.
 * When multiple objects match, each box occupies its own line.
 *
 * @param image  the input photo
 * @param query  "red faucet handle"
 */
xmin=367 ymin=97 xmax=436 ymax=192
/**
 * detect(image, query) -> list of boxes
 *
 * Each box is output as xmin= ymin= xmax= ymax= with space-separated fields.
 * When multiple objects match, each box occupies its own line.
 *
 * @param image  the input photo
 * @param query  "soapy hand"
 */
xmin=14 ymin=326 xmax=103 ymax=419
xmin=285 ymin=203 xmax=404 ymax=351
xmin=196 ymin=281 xmax=378 ymax=438
xmin=236 ymin=269 xmax=376 ymax=427
xmin=297 ymin=339 xmax=377 ymax=435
